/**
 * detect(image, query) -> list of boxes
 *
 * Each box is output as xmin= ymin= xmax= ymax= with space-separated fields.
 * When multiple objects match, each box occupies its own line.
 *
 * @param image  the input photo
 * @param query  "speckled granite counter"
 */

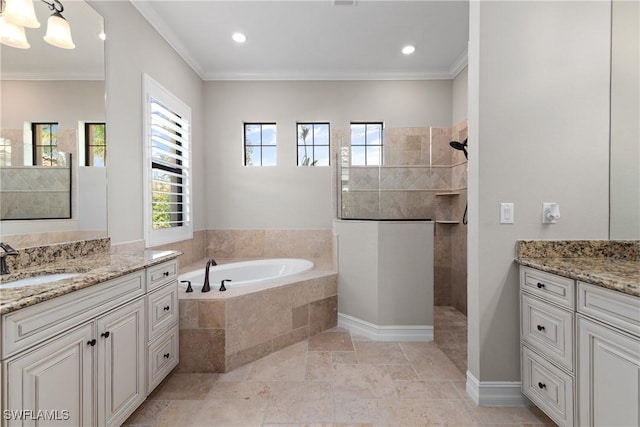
xmin=516 ymin=240 xmax=639 ymax=297
xmin=0 ymin=249 xmax=180 ymax=315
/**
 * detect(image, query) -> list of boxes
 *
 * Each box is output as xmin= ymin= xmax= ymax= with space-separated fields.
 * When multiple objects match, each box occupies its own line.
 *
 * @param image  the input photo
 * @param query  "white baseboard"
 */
xmin=466 ymin=371 xmax=530 ymax=406
xmin=338 ymin=312 xmax=433 ymax=342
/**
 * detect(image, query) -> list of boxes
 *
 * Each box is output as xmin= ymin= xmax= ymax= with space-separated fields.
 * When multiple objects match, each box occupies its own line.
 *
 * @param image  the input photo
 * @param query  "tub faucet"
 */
xmin=202 ymin=258 xmax=217 ymax=292
xmin=0 ymin=242 xmax=19 ymax=275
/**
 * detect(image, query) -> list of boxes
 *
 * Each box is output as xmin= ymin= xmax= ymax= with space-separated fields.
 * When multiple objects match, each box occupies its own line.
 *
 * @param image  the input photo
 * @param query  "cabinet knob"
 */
xmin=538 ymin=382 xmax=546 ymax=389
xmin=101 ymin=331 xmax=110 ymax=338
xmin=163 ymin=306 xmax=170 ymax=311
xmin=163 ymin=271 xmax=170 ymax=277
xmin=536 ymin=325 xmax=545 ymax=332
xmin=87 ymin=339 xmax=97 ymax=347
xmin=163 ymin=353 xmax=170 ymax=358
xmin=536 ymin=282 xmax=545 ymax=289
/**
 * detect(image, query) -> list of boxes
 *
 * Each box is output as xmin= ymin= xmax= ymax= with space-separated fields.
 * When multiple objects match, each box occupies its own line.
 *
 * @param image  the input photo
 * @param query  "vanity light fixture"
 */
xmin=232 ymin=32 xmax=247 ymax=44
xmin=0 ymin=0 xmax=75 ymax=49
xmin=402 ymin=45 xmax=416 ymax=55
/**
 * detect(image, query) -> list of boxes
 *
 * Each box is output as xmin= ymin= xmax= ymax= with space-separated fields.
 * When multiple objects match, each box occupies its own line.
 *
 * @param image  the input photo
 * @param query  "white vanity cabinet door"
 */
xmin=96 ymin=298 xmax=146 ymax=427
xmin=3 ymin=323 xmax=94 ymax=427
xmin=578 ymin=316 xmax=640 ymax=427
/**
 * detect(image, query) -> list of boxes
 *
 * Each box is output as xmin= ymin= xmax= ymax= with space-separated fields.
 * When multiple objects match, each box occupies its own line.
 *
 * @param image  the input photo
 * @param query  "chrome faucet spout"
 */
xmin=202 ymin=258 xmax=216 ymax=292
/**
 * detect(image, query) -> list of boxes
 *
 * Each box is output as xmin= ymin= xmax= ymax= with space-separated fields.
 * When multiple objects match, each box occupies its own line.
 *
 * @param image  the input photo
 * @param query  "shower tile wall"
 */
xmin=335 ymin=123 xmax=468 ymax=315
xmin=0 ymin=128 xmax=77 ymax=221
xmin=450 ymin=121 xmax=468 ymax=315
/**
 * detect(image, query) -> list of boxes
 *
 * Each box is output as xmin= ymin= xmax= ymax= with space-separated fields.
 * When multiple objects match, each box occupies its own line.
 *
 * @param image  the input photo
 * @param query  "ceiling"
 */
xmin=132 ymin=0 xmax=470 ymax=81
xmin=0 ymin=1 xmax=469 ymax=81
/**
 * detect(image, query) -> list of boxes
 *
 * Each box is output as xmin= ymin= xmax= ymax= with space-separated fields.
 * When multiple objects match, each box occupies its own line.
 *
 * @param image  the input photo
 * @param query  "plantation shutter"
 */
xmin=143 ymin=74 xmax=192 ymax=247
xmin=150 ymin=98 xmax=191 ymax=230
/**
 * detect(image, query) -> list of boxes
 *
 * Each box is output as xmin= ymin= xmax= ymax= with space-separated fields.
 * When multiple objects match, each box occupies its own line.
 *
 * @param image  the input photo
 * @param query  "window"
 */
xmin=84 ymin=123 xmax=106 ymax=166
xmin=143 ymin=74 xmax=192 ymax=247
xmin=244 ymin=123 xmax=276 ymax=166
xmin=32 ymin=122 xmax=59 ymax=166
xmin=297 ymin=123 xmax=330 ymax=166
xmin=350 ymin=122 xmax=383 ymax=166
xmin=0 ymin=137 xmax=11 ymax=166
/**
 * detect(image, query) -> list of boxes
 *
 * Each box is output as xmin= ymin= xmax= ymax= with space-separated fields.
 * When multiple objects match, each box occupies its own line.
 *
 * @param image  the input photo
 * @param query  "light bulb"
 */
xmin=0 ymin=15 xmax=30 ymax=48
xmin=3 ymin=0 xmax=40 ymax=28
xmin=44 ymin=13 xmax=75 ymax=49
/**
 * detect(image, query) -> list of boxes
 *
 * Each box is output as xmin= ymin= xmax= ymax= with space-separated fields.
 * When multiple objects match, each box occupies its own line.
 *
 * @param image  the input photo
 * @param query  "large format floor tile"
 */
xmin=124 ymin=307 xmax=555 ymax=427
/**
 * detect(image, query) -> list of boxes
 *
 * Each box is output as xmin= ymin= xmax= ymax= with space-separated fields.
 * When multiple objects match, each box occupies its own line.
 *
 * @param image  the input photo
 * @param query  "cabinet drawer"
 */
xmin=521 ymin=293 xmax=574 ymax=371
xmin=577 ymin=282 xmax=640 ymax=337
xmin=146 ymin=260 xmax=178 ymax=292
xmin=521 ymin=267 xmax=575 ymax=309
xmin=147 ymin=325 xmax=179 ymax=393
xmin=147 ymin=282 xmax=178 ymax=340
xmin=521 ymin=345 xmax=574 ymax=427
xmin=2 ymin=271 xmax=145 ymax=359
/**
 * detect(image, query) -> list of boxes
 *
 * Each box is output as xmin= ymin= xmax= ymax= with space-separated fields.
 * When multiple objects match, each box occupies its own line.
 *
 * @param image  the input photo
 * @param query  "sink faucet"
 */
xmin=0 ymin=242 xmax=19 ymax=275
xmin=201 ymin=258 xmax=217 ymax=292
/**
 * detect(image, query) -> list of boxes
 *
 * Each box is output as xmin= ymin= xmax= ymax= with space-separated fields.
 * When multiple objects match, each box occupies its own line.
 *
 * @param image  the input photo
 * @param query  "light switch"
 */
xmin=500 ymin=203 xmax=514 ymax=224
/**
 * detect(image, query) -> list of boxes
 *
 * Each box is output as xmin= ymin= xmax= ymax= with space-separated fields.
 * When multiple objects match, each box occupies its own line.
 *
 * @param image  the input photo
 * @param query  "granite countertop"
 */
xmin=0 ymin=249 xmax=180 ymax=315
xmin=516 ymin=240 xmax=639 ymax=298
xmin=517 ymin=256 xmax=639 ymax=297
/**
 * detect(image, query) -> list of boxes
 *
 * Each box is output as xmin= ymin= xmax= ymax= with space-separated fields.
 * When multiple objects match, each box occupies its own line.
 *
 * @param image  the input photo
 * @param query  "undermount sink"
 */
xmin=0 ymin=273 xmax=81 ymax=289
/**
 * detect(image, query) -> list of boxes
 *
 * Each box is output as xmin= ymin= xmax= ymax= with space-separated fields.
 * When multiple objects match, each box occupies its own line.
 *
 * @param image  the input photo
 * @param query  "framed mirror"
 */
xmin=0 ymin=0 xmax=106 ymax=244
xmin=610 ymin=0 xmax=639 ymax=240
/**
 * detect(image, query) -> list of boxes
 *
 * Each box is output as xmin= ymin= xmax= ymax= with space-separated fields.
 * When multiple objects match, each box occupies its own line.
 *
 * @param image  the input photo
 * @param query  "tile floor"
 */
xmin=124 ymin=307 xmax=554 ymax=427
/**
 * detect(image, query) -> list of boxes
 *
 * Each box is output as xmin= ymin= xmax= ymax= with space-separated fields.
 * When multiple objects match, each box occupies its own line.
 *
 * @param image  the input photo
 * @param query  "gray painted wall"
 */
xmin=467 ymin=0 xmax=611 ymax=382
xmin=89 ymin=1 xmax=205 ymax=246
xmin=203 ymin=80 xmax=452 ymax=230
xmin=452 ymin=66 xmax=468 ymax=126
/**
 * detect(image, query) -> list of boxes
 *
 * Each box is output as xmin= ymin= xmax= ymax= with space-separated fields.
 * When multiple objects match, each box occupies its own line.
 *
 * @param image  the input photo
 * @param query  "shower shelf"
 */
xmin=436 ymin=220 xmax=460 ymax=224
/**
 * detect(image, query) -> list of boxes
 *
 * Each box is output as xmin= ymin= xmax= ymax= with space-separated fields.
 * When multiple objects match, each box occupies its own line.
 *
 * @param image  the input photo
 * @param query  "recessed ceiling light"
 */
xmin=232 ymin=32 xmax=247 ymax=43
xmin=402 ymin=45 xmax=415 ymax=55
xmin=99 ymin=31 xmax=106 ymax=41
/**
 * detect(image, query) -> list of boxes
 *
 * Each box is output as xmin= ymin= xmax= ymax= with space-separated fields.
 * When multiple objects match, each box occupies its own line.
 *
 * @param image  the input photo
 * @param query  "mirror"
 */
xmin=610 ymin=0 xmax=639 ymax=240
xmin=0 ymin=0 xmax=106 ymax=244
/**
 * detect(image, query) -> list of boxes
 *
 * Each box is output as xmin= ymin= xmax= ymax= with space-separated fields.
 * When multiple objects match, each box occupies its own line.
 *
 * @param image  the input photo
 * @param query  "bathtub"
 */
xmin=178 ymin=258 xmax=314 ymax=290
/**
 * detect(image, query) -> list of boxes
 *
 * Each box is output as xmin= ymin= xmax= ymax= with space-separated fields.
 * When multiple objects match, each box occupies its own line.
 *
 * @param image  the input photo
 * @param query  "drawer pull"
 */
xmin=536 ymin=325 xmax=545 ymax=332
xmin=163 ymin=306 xmax=170 ymax=311
xmin=536 ymin=282 xmax=545 ymax=289
xmin=87 ymin=339 xmax=97 ymax=347
xmin=163 ymin=353 xmax=170 ymax=358
xmin=163 ymin=271 xmax=170 ymax=277
xmin=538 ymin=382 xmax=546 ymax=389
xmin=101 ymin=331 xmax=110 ymax=338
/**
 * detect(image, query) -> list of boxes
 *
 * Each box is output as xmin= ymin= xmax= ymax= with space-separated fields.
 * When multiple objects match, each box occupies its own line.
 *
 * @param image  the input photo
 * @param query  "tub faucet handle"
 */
xmin=220 ymin=279 xmax=231 ymax=292
xmin=180 ymin=280 xmax=193 ymax=292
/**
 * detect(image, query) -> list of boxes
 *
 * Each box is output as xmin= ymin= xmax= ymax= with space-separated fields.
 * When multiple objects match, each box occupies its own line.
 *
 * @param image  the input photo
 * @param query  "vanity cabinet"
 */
xmin=520 ymin=266 xmax=640 ymax=427
xmin=519 ymin=267 xmax=575 ymax=427
xmin=145 ymin=260 xmax=179 ymax=393
xmin=4 ymin=323 xmax=94 ymax=426
xmin=577 ymin=282 xmax=640 ymax=427
xmin=2 ymin=272 xmax=146 ymax=427
xmin=1 ymin=259 xmax=180 ymax=427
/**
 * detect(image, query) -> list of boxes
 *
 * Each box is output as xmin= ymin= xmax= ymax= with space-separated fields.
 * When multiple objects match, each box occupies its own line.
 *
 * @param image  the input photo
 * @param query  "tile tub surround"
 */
xmin=177 ymin=258 xmax=338 ymax=373
xmin=0 ymin=247 xmax=180 ymax=314
xmin=516 ymin=240 xmax=639 ymax=297
xmin=205 ymin=229 xmax=335 ymax=269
